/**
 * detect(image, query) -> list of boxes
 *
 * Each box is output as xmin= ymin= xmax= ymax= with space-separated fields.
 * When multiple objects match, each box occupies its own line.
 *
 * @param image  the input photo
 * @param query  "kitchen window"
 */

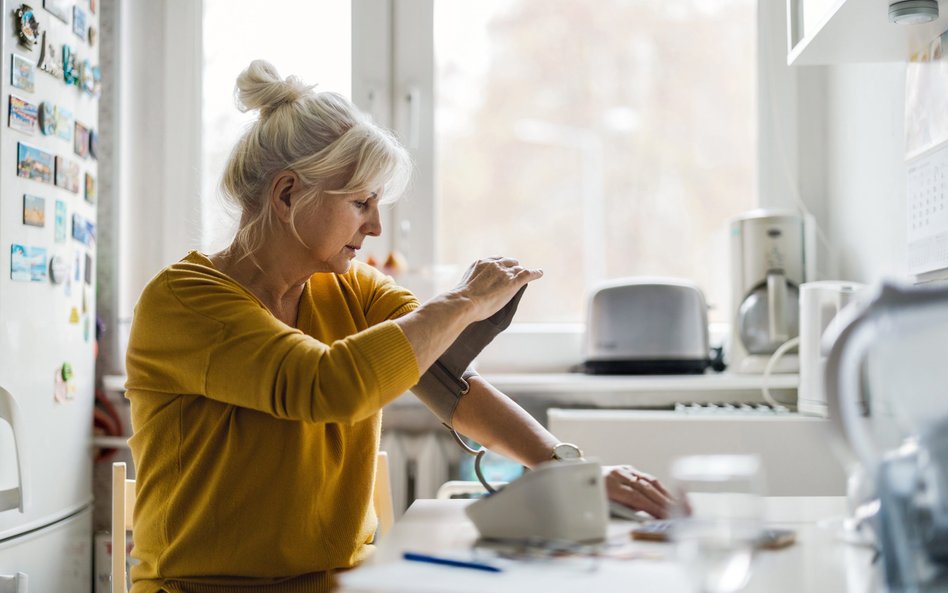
xmin=356 ymin=0 xmax=758 ymax=325
xmin=200 ymin=1 xmax=758 ymax=325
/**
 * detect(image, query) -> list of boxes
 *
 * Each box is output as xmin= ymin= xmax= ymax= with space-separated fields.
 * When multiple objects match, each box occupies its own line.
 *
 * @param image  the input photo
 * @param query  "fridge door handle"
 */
xmin=0 ymin=572 xmax=28 ymax=593
xmin=0 ymin=387 xmax=28 ymax=513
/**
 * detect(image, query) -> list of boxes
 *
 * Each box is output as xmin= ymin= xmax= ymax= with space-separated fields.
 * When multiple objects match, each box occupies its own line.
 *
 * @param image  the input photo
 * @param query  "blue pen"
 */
xmin=402 ymin=551 xmax=502 ymax=573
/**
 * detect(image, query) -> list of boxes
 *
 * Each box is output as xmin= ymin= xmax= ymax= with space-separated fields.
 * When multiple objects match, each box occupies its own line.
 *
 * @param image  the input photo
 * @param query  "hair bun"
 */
xmin=234 ymin=59 xmax=312 ymax=115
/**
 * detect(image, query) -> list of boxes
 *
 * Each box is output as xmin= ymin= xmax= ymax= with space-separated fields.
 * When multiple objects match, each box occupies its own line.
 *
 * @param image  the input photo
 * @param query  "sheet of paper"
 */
xmin=338 ymin=556 xmax=691 ymax=593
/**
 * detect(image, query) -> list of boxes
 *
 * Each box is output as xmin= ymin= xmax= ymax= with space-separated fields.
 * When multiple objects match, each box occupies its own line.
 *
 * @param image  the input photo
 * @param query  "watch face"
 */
xmin=553 ymin=443 xmax=583 ymax=460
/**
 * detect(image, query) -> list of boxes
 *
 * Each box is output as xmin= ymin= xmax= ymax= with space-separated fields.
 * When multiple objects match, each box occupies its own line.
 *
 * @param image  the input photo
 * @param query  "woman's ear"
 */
xmin=269 ymin=171 xmax=300 ymax=223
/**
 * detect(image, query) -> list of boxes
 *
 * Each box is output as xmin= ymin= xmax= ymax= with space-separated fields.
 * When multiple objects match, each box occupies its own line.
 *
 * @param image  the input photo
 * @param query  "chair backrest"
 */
xmin=111 ymin=462 xmax=135 ymax=593
xmin=373 ymin=451 xmax=394 ymax=538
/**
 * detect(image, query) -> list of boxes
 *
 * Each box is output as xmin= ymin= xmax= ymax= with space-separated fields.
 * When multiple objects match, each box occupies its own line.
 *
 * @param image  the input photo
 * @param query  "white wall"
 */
xmin=823 ymin=64 xmax=909 ymax=284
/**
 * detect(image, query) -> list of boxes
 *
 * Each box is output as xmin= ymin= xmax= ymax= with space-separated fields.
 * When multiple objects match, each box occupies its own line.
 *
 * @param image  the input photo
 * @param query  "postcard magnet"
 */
xmin=55 ymin=155 xmax=79 ymax=192
xmin=55 ymin=106 xmax=72 ymax=141
xmin=84 ymin=252 xmax=92 ymax=285
xmin=79 ymin=60 xmax=95 ymax=94
xmin=88 ymin=25 xmax=96 ymax=47
xmin=89 ymin=129 xmax=97 ymax=158
xmin=9 ymin=95 xmax=38 ymax=134
xmin=72 ymin=6 xmax=86 ymax=38
xmin=17 ymin=142 xmax=53 ymax=183
xmin=14 ymin=4 xmax=41 ymax=49
xmin=44 ymin=0 xmax=69 ymax=23
xmin=11 ymin=54 xmax=35 ymax=92
xmin=84 ymin=173 xmax=95 ymax=203
xmin=23 ymin=194 xmax=45 ymax=227
xmin=54 ymin=200 xmax=66 ymax=242
xmin=74 ymin=121 xmax=89 ymax=157
xmin=11 ymin=244 xmax=29 ymax=281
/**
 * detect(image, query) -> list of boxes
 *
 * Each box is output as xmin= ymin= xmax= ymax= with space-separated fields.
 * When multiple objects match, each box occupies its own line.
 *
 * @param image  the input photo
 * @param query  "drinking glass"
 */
xmin=670 ymin=454 xmax=765 ymax=593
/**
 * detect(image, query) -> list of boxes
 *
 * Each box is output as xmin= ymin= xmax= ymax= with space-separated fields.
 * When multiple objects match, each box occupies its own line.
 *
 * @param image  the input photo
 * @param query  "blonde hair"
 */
xmin=220 ymin=60 xmax=411 ymax=261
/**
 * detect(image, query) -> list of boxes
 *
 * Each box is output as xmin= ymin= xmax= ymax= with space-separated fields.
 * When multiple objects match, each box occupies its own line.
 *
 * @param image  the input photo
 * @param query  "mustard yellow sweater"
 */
xmin=125 ymin=251 xmax=420 ymax=593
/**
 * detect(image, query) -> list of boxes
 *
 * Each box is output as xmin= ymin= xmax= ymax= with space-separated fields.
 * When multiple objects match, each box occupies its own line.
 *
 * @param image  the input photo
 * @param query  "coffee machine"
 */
xmin=728 ymin=209 xmax=816 ymax=374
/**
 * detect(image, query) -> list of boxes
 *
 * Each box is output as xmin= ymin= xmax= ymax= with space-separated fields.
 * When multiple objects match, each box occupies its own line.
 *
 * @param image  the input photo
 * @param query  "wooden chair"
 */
xmin=111 ymin=462 xmax=135 ymax=593
xmin=111 ymin=453 xmax=395 ymax=591
xmin=372 ymin=451 xmax=395 ymax=538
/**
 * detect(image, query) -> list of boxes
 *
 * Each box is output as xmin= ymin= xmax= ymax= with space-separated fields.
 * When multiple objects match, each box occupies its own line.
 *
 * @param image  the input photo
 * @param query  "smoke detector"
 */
xmin=889 ymin=0 xmax=939 ymax=24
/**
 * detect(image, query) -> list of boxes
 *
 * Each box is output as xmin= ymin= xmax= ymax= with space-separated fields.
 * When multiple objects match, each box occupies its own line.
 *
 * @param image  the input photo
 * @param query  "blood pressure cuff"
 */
xmin=410 ymin=285 xmax=527 ymax=427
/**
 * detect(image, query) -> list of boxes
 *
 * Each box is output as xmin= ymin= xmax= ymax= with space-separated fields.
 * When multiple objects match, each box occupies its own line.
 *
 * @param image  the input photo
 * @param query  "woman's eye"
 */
xmin=355 ymin=201 xmax=368 ymax=210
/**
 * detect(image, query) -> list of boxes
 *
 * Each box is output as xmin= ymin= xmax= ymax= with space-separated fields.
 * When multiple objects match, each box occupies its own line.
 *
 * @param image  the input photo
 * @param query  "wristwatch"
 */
xmin=551 ymin=442 xmax=584 ymax=462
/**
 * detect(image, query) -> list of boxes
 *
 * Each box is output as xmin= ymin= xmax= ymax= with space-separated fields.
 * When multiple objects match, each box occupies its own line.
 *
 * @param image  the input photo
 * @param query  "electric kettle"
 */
xmin=823 ymin=281 xmax=948 ymax=593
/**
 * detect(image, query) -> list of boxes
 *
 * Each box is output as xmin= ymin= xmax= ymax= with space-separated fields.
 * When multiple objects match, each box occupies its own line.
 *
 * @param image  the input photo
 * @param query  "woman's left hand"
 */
xmin=603 ymin=465 xmax=675 ymax=519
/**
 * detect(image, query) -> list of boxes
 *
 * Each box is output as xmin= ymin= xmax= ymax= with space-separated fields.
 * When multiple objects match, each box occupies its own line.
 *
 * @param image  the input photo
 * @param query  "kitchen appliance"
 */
xmin=824 ymin=281 xmax=948 ymax=593
xmin=465 ymin=460 xmax=608 ymax=544
xmin=728 ymin=210 xmax=816 ymax=374
xmin=583 ymin=278 xmax=710 ymax=375
xmin=797 ymin=281 xmax=864 ymax=417
xmin=0 ymin=3 xmax=98 ymax=589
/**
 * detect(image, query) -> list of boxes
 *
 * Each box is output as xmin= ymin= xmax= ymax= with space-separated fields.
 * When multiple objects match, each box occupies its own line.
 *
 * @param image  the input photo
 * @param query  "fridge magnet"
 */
xmin=54 ymin=199 xmax=66 ymax=241
xmin=68 ymin=306 xmax=79 ymax=323
xmin=72 ymin=5 xmax=86 ymax=38
xmin=87 ymin=25 xmax=96 ymax=47
xmin=62 ymin=44 xmax=78 ymax=86
xmin=14 ymin=4 xmax=42 ymax=49
xmin=88 ymin=128 xmax=97 ymax=158
xmin=38 ymin=100 xmax=54 ymax=134
xmin=83 ymin=314 xmax=90 ymax=342
xmin=53 ymin=365 xmax=68 ymax=402
xmin=23 ymin=194 xmax=45 ymax=227
xmin=88 ymin=0 xmax=94 ymax=15
xmin=90 ymin=64 xmax=100 ymax=97
xmin=74 ymin=121 xmax=89 ymax=157
xmin=8 ymin=94 xmax=38 ymax=134
xmin=73 ymin=249 xmax=80 ymax=281
xmin=84 ymin=172 xmax=95 ymax=203
xmin=16 ymin=142 xmax=53 ymax=183
xmin=84 ymin=252 xmax=92 ymax=285
xmin=71 ymin=212 xmax=94 ymax=246
xmin=43 ymin=0 xmax=69 ymax=23
xmin=55 ymin=105 xmax=72 ymax=141
xmin=79 ymin=59 xmax=95 ymax=94
xmin=10 ymin=244 xmax=47 ymax=282
xmin=49 ymin=253 xmax=66 ymax=284
xmin=54 ymin=155 xmax=79 ymax=193
xmin=11 ymin=244 xmax=30 ymax=281
xmin=38 ymin=32 xmax=63 ymax=78
xmin=11 ymin=53 xmax=35 ymax=92
xmin=81 ymin=285 xmax=87 ymax=312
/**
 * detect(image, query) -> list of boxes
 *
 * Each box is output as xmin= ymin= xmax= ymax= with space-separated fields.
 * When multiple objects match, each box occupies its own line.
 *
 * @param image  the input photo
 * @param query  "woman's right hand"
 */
xmin=395 ymin=256 xmax=542 ymax=376
xmin=451 ymin=257 xmax=543 ymax=322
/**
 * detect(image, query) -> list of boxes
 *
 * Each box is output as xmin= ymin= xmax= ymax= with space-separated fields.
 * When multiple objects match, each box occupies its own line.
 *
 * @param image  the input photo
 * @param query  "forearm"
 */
xmin=394 ymin=291 xmax=477 ymax=374
xmin=451 ymin=376 xmax=558 ymax=469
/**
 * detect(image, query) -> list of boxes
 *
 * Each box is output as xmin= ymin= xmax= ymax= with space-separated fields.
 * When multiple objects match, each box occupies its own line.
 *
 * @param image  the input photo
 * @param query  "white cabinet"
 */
xmin=0 ymin=509 xmax=92 ymax=593
xmin=788 ymin=0 xmax=948 ymax=65
xmin=548 ymin=409 xmax=847 ymax=496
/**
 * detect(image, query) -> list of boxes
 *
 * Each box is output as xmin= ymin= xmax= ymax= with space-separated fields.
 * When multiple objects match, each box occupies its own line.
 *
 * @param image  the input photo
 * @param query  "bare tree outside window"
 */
xmin=434 ymin=0 xmax=757 ymax=323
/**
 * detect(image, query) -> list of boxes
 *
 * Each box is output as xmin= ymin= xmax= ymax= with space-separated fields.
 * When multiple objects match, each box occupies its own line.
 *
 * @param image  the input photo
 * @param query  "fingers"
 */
xmin=604 ymin=466 xmax=674 ymax=520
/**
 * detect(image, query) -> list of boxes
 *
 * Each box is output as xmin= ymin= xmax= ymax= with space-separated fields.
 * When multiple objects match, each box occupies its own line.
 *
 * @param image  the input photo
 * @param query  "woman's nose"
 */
xmin=363 ymin=205 xmax=382 ymax=237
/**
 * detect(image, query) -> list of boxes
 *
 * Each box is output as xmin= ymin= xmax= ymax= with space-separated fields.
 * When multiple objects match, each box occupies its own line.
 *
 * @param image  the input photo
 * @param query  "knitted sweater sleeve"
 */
xmin=125 ymin=263 xmax=420 ymax=423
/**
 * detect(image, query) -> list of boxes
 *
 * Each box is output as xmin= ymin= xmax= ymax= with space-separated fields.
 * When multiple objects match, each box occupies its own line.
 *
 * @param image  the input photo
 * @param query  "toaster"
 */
xmin=583 ymin=278 xmax=710 ymax=374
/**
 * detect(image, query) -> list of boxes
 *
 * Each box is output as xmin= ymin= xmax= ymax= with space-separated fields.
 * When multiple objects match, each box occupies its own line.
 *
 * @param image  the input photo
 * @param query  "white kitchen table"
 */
xmin=338 ymin=496 xmax=882 ymax=593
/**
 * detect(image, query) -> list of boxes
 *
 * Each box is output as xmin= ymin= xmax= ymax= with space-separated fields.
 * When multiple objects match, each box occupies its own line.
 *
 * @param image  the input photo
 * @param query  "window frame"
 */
xmin=351 ymin=1 xmax=801 ymax=345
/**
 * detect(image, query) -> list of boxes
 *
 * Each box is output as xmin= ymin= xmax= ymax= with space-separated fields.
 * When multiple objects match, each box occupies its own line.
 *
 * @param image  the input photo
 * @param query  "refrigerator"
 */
xmin=0 ymin=1 xmax=99 ymax=590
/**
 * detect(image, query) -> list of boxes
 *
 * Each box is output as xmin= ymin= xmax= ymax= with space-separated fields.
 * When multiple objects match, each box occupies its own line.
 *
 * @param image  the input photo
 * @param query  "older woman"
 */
xmin=125 ymin=60 xmax=671 ymax=593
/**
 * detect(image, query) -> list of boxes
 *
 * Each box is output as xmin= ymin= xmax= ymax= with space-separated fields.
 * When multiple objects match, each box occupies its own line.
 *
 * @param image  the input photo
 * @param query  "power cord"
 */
xmin=761 ymin=336 xmax=800 ymax=408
